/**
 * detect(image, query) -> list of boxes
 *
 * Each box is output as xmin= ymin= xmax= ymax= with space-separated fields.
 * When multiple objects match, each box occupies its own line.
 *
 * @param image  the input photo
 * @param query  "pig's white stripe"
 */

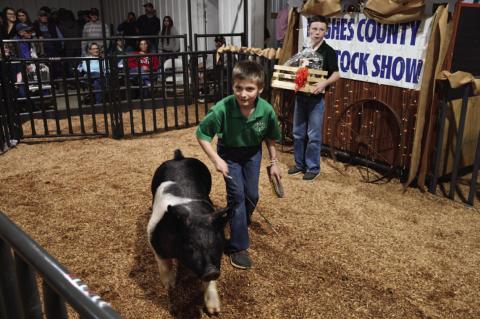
xmin=147 ymin=181 xmax=193 ymax=240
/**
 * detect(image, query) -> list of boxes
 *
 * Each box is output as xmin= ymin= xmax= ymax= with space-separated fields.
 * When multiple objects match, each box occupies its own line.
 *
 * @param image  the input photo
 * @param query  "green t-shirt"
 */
xmin=196 ymin=95 xmax=281 ymax=147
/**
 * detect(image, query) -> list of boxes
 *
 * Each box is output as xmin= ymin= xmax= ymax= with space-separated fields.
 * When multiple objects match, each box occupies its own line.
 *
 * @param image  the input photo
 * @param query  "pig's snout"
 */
xmin=202 ymin=266 xmax=220 ymax=281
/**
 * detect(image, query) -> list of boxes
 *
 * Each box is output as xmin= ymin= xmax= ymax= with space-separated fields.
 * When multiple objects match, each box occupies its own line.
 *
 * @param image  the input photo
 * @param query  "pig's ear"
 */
xmin=167 ymin=205 xmax=191 ymax=226
xmin=212 ymin=206 xmax=233 ymax=228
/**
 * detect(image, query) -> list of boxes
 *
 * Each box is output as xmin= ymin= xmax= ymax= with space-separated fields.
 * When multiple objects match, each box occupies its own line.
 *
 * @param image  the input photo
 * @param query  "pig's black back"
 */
xmin=151 ymin=150 xmax=212 ymax=199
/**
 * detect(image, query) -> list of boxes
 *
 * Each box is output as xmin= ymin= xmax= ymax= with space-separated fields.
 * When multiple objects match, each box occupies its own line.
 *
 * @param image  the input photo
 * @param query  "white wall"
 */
xmin=218 ymin=0 xmax=244 ymax=47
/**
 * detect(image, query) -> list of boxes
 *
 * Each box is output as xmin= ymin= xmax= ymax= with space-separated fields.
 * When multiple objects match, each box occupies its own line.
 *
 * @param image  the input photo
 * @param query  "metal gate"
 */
xmin=0 ymin=34 xmax=276 ymax=144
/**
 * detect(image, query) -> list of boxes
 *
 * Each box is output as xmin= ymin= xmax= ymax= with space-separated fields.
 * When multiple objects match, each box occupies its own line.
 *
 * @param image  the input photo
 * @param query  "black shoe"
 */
xmin=230 ymin=250 xmax=252 ymax=269
xmin=303 ymin=172 xmax=319 ymax=181
xmin=287 ymin=166 xmax=304 ymax=175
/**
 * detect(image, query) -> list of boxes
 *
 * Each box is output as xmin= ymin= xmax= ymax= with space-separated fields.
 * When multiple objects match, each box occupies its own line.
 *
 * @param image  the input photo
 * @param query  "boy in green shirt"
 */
xmin=197 ymin=60 xmax=281 ymax=269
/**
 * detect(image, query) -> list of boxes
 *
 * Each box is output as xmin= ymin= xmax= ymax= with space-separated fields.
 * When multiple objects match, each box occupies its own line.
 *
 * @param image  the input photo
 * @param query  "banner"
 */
xmin=302 ymin=13 xmax=434 ymax=90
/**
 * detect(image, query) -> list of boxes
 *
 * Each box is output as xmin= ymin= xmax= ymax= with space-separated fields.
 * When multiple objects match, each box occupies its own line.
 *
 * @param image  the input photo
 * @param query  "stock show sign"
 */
xmin=303 ymin=13 xmax=434 ymax=90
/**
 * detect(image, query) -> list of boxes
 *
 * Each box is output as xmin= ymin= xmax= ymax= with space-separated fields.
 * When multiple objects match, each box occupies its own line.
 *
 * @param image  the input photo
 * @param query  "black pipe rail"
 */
xmin=193 ymin=33 xmax=245 ymax=52
xmin=1 ymin=37 xmax=278 ymax=140
xmin=428 ymin=80 xmax=479 ymax=205
xmin=0 ymin=211 xmax=122 ymax=318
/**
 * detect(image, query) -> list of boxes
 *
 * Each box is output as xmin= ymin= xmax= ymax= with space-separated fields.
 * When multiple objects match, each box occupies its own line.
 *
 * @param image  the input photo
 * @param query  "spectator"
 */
xmin=197 ymin=36 xmax=227 ymax=103
xmin=1 ymin=42 xmax=16 ymax=80
xmin=33 ymin=9 xmax=64 ymax=57
xmin=58 ymin=9 xmax=82 ymax=78
xmin=16 ymin=8 xmax=32 ymax=26
xmin=160 ymin=16 xmax=180 ymax=53
xmin=117 ymin=12 xmax=138 ymax=51
xmin=12 ymin=23 xmax=42 ymax=98
xmin=78 ymin=42 xmax=105 ymax=104
xmin=108 ymin=38 xmax=126 ymax=68
xmin=128 ymin=39 xmax=159 ymax=97
xmin=2 ymin=7 xmax=17 ymax=39
xmin=77 ymin=10 xmax=90 ymax=30
xmin=214 ymin=35 xmax=226 ymax=63
xmin=58 ymin=9 xmax=81 ymax=57
xmin=33 ymin=9 xmax=64 ymax=79
xmin=39 ymin=6 xmax=52 ymax=16
xmin=81 ymin=8 xmax=110 ymax=56
xmin=136 ymin=3 xmax=160 ymax=51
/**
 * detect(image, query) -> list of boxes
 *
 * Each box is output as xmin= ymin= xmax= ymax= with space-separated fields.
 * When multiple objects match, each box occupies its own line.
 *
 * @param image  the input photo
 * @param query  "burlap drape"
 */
xmin=437 ymin=71 xmax=480 ymax=95
xmin=426 ymin=71 xmax=480 ymax=177
xmin=300 ymin=0 xmax=342 ymax=17
xmin=217 ymin=45 xmax=280 ymax=60
xmin=364 ymin=0 xmax=425 ymax=24
xmin=272 ymin=8 xmax=301 ymax=116
xmin=404 ymin=5 xmax=452 ymax=189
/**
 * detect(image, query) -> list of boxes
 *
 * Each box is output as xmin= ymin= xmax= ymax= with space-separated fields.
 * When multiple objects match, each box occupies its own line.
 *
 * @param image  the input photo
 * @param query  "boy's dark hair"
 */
xmin=308 ymin=15 xmax=329 ymax=27
xmin=232 ymin=60 xmax=265 ymax=90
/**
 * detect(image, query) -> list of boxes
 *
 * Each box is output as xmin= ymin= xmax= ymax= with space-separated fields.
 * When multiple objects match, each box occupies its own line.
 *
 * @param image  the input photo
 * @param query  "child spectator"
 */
xmin=160 ymin=15 xmax=180 ymax=53
xmin=196 ymin=60 xmax=282 ymax=270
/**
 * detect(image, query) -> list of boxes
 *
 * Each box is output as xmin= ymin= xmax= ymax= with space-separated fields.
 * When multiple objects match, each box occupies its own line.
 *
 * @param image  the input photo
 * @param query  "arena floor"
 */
xmin=1 ymin=126 xmax=479 ymax=319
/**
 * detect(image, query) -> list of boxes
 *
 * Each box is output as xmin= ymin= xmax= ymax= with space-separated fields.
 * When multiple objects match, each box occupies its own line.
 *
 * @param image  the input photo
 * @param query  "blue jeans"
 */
xmin=292 ymin=94 xmax=325 ymax=174
xmin=217 ymin=143 xmax=261 ymax=252
xmin=89 ymin=72 xmax=102 ymax=104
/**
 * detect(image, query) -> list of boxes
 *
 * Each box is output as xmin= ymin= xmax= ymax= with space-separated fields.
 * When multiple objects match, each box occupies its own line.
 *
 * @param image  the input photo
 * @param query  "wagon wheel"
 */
xmin=331 ymin=99 xmax=402 ymax=183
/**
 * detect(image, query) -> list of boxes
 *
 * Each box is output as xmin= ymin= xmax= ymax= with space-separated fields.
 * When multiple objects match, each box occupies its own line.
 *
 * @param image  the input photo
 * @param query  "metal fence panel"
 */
xmin=0 ymin=211 xmax=123 ymax=319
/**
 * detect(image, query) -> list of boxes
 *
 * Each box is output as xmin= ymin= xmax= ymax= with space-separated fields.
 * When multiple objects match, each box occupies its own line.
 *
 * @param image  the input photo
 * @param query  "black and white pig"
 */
xmin=147 ymin=149 xmax=232 ymax=314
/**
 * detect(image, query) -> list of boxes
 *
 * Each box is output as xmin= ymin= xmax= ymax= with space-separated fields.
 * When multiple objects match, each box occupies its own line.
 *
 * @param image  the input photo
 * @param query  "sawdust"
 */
xmin=1 ymin=127 xmax=479 ymax=319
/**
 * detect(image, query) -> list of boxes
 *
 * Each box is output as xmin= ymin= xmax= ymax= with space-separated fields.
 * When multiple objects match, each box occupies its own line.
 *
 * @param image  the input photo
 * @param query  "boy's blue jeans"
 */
xmin=217 ymin=143 xmax=261 ymax=253
xmin=292 ymin=94 xmax=325 ymax=174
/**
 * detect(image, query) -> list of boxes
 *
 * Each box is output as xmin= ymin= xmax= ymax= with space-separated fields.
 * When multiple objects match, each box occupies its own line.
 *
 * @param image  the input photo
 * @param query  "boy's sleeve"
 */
xmin=265 ymin=109 xmax=281 ymax=142
xmin=326 ymin=46 xmax=339 ymax=77
xmin=196 ymin=108 xmax=221 ymax=142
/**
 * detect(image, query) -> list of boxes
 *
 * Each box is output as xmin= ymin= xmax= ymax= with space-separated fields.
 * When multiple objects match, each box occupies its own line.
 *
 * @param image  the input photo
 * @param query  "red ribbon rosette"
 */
xmin=294 ymin=67 xmax=309 ymax=92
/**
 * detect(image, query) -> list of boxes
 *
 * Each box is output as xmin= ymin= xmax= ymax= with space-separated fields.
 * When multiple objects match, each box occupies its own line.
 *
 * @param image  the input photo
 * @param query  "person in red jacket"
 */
xmin=128 ymin=39 xmax=159 ymax=91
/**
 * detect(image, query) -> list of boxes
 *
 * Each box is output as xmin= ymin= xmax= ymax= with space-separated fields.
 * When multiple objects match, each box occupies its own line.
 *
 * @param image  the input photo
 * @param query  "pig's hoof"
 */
xmin=205 ymin=294 xmax=220 ymax=314
xmin=166 ymin=277 xmax=176 ymax=289
xmin=205 ymin=303 xmax=220 ymax=315
xmin=160 ymin=274 xmax=176 ymax=289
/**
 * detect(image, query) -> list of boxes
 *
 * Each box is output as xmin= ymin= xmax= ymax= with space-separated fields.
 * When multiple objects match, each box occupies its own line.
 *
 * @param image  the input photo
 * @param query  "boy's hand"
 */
xmin=313 ymin=81 xmax=327 ymax=95
xmin=269 ymin=164 xmax=281 ymax=180
xmin=214 ymin=158 xmax=229 ymax=177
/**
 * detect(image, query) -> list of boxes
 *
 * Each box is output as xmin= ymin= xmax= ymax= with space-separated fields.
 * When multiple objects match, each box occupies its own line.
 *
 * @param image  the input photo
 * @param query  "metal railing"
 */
xmin=428 ymin=80 xmax=480 ymax=205
xmin=0 ymin=211 xmax=122 ymax=318
xmin=0 ymin=34 xmax=276 ymax=141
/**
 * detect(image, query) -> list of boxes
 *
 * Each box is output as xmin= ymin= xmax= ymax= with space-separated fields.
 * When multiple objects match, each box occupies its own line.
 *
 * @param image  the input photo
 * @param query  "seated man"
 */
xmin=78 ymin=42 xmax=105 ymax=104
